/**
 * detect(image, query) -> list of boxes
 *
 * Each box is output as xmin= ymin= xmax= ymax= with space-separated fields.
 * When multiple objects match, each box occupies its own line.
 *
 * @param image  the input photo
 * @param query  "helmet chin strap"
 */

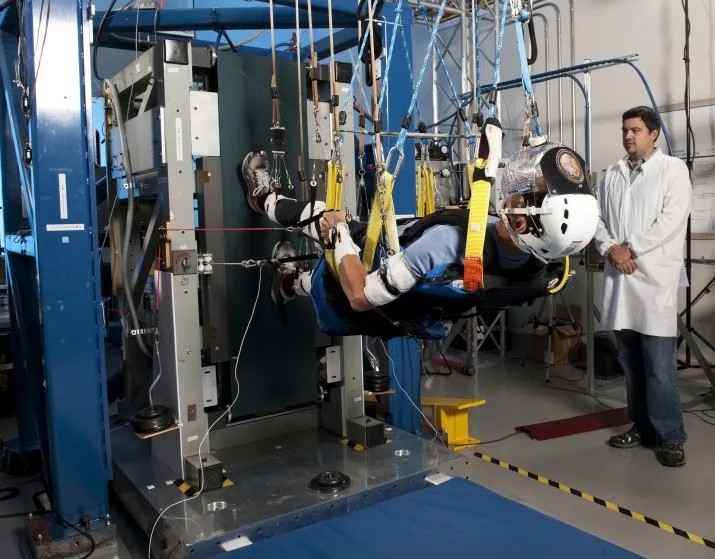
xmin=498 ymin=198 xmax=554 ymax=263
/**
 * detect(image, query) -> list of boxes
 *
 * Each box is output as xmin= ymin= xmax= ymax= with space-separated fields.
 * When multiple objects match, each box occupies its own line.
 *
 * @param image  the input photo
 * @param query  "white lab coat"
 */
xmin=593 ymin=148 xmax=692 ymax=337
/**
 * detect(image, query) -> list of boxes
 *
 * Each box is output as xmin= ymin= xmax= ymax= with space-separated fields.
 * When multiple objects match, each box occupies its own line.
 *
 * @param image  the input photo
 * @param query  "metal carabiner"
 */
xmin=510 ymin=0 xmax=530 ymax=21
xmin=384 ymin=146 xmax=405 ymax=177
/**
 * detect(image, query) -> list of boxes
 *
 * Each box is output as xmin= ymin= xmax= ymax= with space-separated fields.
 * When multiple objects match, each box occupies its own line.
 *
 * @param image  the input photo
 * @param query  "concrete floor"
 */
xmin=425 ymin=353 xmax=715 ymax=559
xmin=1 ymin=353 xmax=713 ymax=559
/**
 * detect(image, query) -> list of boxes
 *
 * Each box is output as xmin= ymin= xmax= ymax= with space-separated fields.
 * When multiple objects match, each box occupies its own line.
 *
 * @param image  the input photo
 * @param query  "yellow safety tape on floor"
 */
xmin=474 ymin=451 xmax=715 ymax=550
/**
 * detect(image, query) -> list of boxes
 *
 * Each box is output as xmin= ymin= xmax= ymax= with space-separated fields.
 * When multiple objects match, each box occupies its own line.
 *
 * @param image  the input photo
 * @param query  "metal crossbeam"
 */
xmin=96 ymin=7 xmax=359 ymax=34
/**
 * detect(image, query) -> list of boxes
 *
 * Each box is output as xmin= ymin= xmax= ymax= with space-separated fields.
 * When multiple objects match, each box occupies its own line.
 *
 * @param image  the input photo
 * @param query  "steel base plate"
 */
xmin=26 ymin=514 xmax=117 ymax=559
xmin=112 ymin=426 xmax=467 ymax=558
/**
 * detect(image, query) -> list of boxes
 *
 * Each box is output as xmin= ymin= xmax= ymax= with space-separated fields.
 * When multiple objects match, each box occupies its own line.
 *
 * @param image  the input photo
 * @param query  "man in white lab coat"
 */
xmin=594 ymin=106 xmax=692 ymax=467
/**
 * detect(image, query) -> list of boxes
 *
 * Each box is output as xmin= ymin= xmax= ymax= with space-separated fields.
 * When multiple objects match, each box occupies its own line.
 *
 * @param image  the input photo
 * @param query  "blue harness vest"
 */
xmin=310 ymin=257 xmax=465 ymax=340
xmin=309 ymin=209 xmax=549 ymax=340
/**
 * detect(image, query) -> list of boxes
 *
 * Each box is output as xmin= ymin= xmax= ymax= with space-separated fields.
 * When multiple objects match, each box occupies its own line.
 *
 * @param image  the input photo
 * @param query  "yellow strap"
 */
xmin=416 ymin=167 xmax=425 ymax=217
xmin=463 ymin=160 xmax=491 ymax=292
xmin=548 ymin=256 xmax=570 ymax=294
xmin=324 ymin=161 xmax=345 ymax=279
xmin=426 ymin=166 xmax=436 ymax=214
xmin=326 ymin=161 xmax=343 ymax=210
xmin=416 ymin=164 xmax=436 ymax=218
xmin=363 ymin=170 xmax=398 ymax=271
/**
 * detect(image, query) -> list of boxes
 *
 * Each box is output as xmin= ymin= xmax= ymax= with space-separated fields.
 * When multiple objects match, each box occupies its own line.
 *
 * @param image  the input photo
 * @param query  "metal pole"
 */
xmin=366 ymin=0 xmax=382 ymax=164
xmin=342 ymin=129 xmax=472 ymax=139
xmin=471 ymin=0 xmax=478 ymax=116
xmin=460 ymin=0 xmax=469 ymax=160
xmin=584 ymin=60 xmax=594 ymax=396
xmin=684 ymin=0 xmax=693 ymax=366
xmin=408 ymin=0 xmax=465 ymax=16
xmin=584 ymin=60 xmax=592 ymax=166
xmin=537 ymin=14 xmax=551 ymax=139
xmin=569 ymin=0 xmax=576 ymax=148
xmin=461 ymin=0 xmax=469 ymax=95
xmin=534 ymin=1 xmax=562 ymax=143
xmin=495 ymin=0 xmax=501 ymax=118
xmin=433 ymin=47 xmax=439 ymax=134
xmin=500 ymin=15 xmax=551 ymax=139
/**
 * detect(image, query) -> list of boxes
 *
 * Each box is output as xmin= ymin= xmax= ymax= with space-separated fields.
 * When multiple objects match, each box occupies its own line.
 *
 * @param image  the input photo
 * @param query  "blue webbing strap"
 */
xmin=487 ymin=0 xmax=510 ymax=118
xmin=514 ymin=9 xmax=544 ymax=137
xmin=339 ymin=16 xmax=373 ymax=115
xmin=414 ymin=0 xmax=473 ymax=139
xmin=390 ymin=0 xmax=449 ymax=168
xmin=398 ymin=16 xmax=422 ymax=124
xmin=377 ymin=0 xmax=405 ymax=111
xmin=475 ymin=2 xmax=481 ymax=114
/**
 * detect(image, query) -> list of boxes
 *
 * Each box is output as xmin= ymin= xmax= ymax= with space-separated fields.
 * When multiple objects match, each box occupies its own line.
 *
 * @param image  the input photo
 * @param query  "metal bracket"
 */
xmin=171 ymin=249 xmax=197 ymax=274
xmin=26 ymin=514 xmax=117 ymax=559
xmin=130 ymin=197 xmax=164 ymax=306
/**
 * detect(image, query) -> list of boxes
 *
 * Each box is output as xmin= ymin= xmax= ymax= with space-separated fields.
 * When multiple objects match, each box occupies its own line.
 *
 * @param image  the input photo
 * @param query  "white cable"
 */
xmin=219 ymin=30 xmax=266 ymax=50
xmin=380 ymin=340 xmax=445 ymax=445
xmin=147 ymin=268 xmax=263 ymax=559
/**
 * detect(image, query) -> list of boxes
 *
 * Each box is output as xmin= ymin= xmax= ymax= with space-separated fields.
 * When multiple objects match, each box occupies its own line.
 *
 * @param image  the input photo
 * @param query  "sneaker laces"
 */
xmin=252 ymin=166 xmax=272 ymax=197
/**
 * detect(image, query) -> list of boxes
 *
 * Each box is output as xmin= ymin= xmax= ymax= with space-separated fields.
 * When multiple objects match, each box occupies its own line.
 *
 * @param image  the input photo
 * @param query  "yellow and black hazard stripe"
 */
xmin=339 ymin=438 xmax=366 ymax=452
xmin=173 ymin=477 xmax=234 ymax=498
xmin=474 ymin=451 xmax=715 ymax=550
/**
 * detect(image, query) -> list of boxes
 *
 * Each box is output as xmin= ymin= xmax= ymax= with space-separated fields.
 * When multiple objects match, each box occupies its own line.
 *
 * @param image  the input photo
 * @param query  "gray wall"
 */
xmin=413 ymin=1 xmax=715 ymax=363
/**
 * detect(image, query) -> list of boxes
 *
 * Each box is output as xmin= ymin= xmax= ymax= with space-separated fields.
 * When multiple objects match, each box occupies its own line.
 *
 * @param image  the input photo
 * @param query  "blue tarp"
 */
xmin=228 ymin=477 xmax=643 ymax=559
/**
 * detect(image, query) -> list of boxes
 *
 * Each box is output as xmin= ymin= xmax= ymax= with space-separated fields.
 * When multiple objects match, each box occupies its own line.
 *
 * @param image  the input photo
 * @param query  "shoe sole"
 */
xmin=657 ymin=458 xmax=685 ymax=467
xmin=241 ymin=151 xmax=257 ymax=184
xmin=241 ymin=151 xmax=263 ymax=213
xmin=608 ymin=439 xmax=642 ymax=449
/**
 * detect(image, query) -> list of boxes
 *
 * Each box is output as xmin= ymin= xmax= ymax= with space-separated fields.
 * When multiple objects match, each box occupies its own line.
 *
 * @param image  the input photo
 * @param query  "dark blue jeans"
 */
xmin=615 ymin=330 xmax=686 ymax=444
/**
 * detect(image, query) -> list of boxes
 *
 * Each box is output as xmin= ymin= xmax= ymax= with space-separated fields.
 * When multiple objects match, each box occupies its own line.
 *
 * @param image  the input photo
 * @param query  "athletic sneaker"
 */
xmin=656 ymin=443 xmax=686 ymax=467
xmin=241 ymin=151 xmax=271 ymax=213
xmin=270 ymin=241 xmax=297 ymax=303
xmin=608 ymin=425 xmax=643 ymax=448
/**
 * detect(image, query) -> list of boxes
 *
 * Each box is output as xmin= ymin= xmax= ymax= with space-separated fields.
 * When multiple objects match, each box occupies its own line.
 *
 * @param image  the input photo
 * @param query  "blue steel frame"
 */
xmin=126 ymin=3 xmax=420 ymax=433
xmin=97 ymin=7 xmax=358 ymax=33
xmin=0 ymin=0 xmax=422 ymax=533
xmin=376 ymin=3 xmax=422 ymax=435
xmin=0 ymin=0 xmax=111 ymax=527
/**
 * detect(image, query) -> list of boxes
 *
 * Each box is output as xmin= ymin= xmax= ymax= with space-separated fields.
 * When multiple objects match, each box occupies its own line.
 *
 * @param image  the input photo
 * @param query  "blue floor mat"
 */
xmin=228 ymin=477 xmax=642 ymax=559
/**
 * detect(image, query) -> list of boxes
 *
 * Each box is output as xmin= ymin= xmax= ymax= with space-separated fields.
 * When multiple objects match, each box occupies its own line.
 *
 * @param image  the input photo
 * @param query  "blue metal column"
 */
xmin=0 ymin=0 xmax=111 ymax=525
xmin=0 ymin=52 xmax=40 ymax=456
xmin=382 ymin=3 xmax=422 ymax=434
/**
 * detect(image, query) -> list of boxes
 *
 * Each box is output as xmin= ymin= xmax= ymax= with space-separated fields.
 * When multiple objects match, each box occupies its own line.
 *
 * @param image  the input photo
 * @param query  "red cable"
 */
xmin=164 ymin=227 xmax=287 ymax=232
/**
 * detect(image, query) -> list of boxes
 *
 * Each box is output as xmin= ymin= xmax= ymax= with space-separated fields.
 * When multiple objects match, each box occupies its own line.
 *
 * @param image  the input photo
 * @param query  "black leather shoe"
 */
xmin=656 ymin=443 xmax=685 ymax=467
xmin=608 ymin=426 xmax=642 ymax=448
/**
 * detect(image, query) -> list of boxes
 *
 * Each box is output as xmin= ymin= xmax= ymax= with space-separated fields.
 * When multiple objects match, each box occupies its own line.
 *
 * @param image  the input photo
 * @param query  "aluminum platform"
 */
xmin=112 ymin=425 xmax=468 ymax=558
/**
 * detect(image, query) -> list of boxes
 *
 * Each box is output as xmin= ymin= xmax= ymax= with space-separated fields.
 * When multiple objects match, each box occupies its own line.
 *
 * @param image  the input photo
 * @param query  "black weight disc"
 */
xmin=309 ymin=470 xmax=350 ymax=493
xmin=132 ymin=405 xmax=174 ymax=434
xmin=363 ymin=370 xmax=389 ymax=380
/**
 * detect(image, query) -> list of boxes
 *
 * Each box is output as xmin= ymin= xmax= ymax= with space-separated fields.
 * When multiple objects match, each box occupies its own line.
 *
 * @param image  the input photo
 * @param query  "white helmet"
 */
xmin=499 ymin=143 xmax=599 ymax=263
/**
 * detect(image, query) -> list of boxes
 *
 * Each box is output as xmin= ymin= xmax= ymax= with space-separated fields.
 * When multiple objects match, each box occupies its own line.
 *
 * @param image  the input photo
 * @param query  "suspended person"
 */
xmin=594 ymin=106 xmax=692 ymax=467
xmin=241 ymin=121 xmax=599 ymax=339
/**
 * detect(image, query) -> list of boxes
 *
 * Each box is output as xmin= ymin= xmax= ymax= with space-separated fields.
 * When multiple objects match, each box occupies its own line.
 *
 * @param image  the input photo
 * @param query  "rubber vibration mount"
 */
xmin=309 ymin=470 xmax=351 ymax=493
xmin=132 ymin=405 xmax=174 ymax=434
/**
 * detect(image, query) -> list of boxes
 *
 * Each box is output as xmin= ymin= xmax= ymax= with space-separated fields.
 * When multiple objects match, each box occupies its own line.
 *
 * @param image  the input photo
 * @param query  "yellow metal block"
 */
xmin=421 ymin=396 xmax=486 ymax=450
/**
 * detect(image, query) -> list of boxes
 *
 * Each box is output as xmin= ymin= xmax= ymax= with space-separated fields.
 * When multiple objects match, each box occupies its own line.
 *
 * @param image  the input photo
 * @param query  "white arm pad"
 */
xmin=333 ymin=222 xmax=361 ymax=267
xmin=363 ymin=253 xmax=418 ymax=307
xmin=483 ymin=122 xmax=503 ymax=178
